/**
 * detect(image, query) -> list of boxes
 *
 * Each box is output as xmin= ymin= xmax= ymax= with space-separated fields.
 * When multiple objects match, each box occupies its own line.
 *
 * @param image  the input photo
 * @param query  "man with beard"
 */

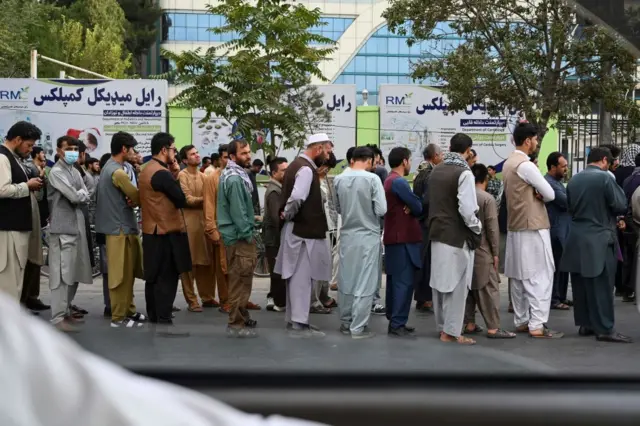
xmin=264 ymin=157 xmax=288 ymax=312
xmin=384 ymin=147 xmax=422 ymax=338
xmin=503 ymin=122 xmax=562 ymax=339
xmin=139 ymin=133 xmax=191 ymax=337
xmin=561 ymin=147 xmax=630 ymax=342
xmin=412 ymin=143 xmax=443 ymax=313
xmin=544 ymin=152 xmax=572 ymax=310
xmin=429 ymin=134 xmax=481 ymax=345
xmin=275 ymin=133 xmax=333 ymax=338
xmin=217 ymin=139 xmax=257 ymax=337
xmin=0 ymin=122 xmax=43 ymax=300
xmin=334 ymin=147 xmax=387 ymax=338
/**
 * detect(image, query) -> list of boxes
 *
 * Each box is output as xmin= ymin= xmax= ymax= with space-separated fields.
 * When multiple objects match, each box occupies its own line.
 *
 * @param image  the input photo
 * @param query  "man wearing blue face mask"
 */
xmin=47 ymin=136 xmax=93 ymax=332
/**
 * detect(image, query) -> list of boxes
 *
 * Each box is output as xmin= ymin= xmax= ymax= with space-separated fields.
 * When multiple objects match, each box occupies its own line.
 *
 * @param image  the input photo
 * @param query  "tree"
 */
xmin=382 ymin=0 xmax=640 ymax=140
xmin=117 ymin=0 xmax=164 ymax=75
xmin=163 ymin=0 xmax=337 ymax=155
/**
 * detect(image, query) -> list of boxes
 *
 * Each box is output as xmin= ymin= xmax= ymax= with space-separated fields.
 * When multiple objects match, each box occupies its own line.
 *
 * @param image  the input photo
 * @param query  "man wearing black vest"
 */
xmin=0 ymin=121 xmax=43 ymax=300
xmin=275 ymin=133 xmax=333 ymax=338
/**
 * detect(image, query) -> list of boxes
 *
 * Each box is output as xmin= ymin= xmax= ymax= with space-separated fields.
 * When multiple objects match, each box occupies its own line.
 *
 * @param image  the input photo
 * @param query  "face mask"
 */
xmin=64 ymin=151 xmax=79 ymax=164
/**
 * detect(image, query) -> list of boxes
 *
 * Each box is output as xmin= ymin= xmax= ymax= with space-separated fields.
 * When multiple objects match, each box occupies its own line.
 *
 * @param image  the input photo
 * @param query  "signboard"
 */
xmin=379 ymin=84 xmax=519 ymax=170
xmin=0 ymin=78 xmax=168 ymax=159
xmin=191 ymin=84 xmax=357 ymax=163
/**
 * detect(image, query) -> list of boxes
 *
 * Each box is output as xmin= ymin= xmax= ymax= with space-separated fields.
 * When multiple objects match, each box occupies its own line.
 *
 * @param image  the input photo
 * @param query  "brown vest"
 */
xmin=280 ymin=156 xmax=328 ymax=239
xmin=428 ymin=163 xmax=482 ymax=249
xmin=139 ymin=159 xmax=186 ymax=235
xmin=502 ymin=151 xmax=550 ymax=231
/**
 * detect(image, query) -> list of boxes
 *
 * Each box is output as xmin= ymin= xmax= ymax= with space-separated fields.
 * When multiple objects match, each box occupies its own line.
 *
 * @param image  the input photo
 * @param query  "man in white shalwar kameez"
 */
xmin=333 ymin=147 xmax=387 ymax=339
xmin=428 ymin=134 xmax=482 ymax=345
xmin=47 ymin=136 xmax=93 ymax=333
xmin=503 ymin=122 xmax=563 ymax=339
xmin=275 ymin=134 xmax=333 ymax=338
xmin=0 ymin=122 xmax=43 ymax=300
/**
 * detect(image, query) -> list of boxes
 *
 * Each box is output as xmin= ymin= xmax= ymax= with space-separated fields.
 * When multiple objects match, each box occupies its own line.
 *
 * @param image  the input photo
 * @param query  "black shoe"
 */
xmin=623 ymin=293 xmax=636 ymax=303
xmin=388 ymin=326 xmax=417 ymax=338
xmin=245 ymin=319 xmax=258 ymax=328
xmin=404 ymin=325 xmax=416 ymax=333
xmin=27 ymin=299 xmax=50 ymax=311
xmin=71 ymin=305 xmax=88 ymax=315
xmin=596 ymin=332 xmax=632 ymax=343
xmin=578 ymin=326 xmax=595 ymax=336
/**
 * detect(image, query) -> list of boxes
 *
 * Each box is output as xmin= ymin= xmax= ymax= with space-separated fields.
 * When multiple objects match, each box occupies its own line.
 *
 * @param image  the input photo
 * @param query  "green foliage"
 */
xmin=162 ymin=0 xmax=336 ymax=154
xmin=382 ymin=0 xmax=640 ymax=139
xmin=117 ymin=0 xmax=163 ymax=74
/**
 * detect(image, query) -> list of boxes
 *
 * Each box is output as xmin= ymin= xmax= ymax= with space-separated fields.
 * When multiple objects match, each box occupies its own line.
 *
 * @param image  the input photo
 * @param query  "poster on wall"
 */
xmin=0 ymin=78 xmax=168 ymax=159
xmin=190 ymin=84 xmax=357 ymax=164
xmin=379 ymin=84 xmax=519 ymax=171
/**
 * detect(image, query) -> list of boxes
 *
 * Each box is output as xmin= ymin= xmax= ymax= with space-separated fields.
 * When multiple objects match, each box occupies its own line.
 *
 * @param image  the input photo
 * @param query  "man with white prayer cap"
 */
xmin=275 ymin=133 xmax=333 ymax=338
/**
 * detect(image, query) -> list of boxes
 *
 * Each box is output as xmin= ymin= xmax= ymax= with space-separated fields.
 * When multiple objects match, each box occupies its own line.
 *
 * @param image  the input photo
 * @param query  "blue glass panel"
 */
xmin=174 ymin=27 xmax=186 ymax=41
xmin=376 ymin=57 xmax=388 ymax=73
xmin=334 ymin=75 xmax=344 ymax=83
xmin=388 ymin=59 xmax=399 ymax=74
xmin=366 ymin=75 xmax=377 ymax=91
xmin=399 ymin=41 xmax=410 ymax=55
xmin=186 ymin=13 xmax=198 ymax=28
xmin=387 ymin=38 xmax=399 ymax=52
xmin=355 ymin=75 xmax=366 ymax=90
xmin=198 ymin=14 xmax=209 ymax=28
xmin=334 ymin=18 xmax=345 ymax=32
xmin=355 ymin=57 xmax=366 ymax=72
xmin=342 ymin=74 xmax=355 ymax=84
xmin=197 ymin=27 xmax=209 ymax=41
xmin=388 ymin=75 xmax=399 ymax=84
xmin=366 ymin=56 xmax=376 ymax=71
xmin=186 ymin=27 xmax=198 ymax=41
xmin=377 ymin=75 xmax=388 ymax=85
xmin=174 ymin=13 xmax=186 ymax=27
xmin=344 ymin=60 xmax=355 ymax=73
xmin=165 ymin=13 xmax=174 ymax=25
xmin=370 ymin=94 xmax=378 ymax=106
xmin=377 ymin=25 xmax=388 ymax=36
xmin=399 ymin=59 xmax=410 ymax=74
xmin=168 ymin=27 xmax=175 ymax=40
xmin=212 ymin=15 xmax=222 ymax=27
xmin=367 ymin=39 xmax=378 ymax=54
xmin=324 ymin=18 xmax=334 ymax=32
xmin=377 ymin=37 xmax=388 ymax=54
xmin=399 ymin=76 xmax=410 ymax=84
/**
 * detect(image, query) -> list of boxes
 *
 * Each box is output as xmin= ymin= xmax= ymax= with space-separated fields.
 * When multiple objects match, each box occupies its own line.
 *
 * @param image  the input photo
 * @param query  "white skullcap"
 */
xmin=306 ymin=133 xmax=331 ymax=147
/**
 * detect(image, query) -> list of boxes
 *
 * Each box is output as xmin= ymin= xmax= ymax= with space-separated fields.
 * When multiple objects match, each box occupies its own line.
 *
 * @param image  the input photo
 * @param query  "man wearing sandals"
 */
xmin=463 ymin=164 xmax=515 ymax=340
xmin=503 ymin=122 xmax=563 ymax=339
xmin=429 ymin=134 xmax=482 ymax=345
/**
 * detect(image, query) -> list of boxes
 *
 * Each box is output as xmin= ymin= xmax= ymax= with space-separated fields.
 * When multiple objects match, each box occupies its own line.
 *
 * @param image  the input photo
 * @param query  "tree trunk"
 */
xmin=598 ymin=100 xmax=613 ymax=145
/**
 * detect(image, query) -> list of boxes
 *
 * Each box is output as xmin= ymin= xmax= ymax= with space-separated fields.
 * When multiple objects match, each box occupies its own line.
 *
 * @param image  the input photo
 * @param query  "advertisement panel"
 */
xmin=191 ymin=84 xmax=357 ymax=163
xmin=0 ymin=78 xmax=168 ymax=159
xmin=379 ymin=84 xmax=519 ymax=170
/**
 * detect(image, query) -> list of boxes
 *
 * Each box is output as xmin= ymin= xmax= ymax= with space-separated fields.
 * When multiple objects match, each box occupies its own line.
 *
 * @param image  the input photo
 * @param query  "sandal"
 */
xmin=487 ymin=329 xmax=516 ymax=339
xmin=529 ymin=325 xmax=564 ymax=339
xmin=310 ymin=305 xmax=331 ymax=314
xmin=551 ymin=303 xmax=570 ymax=310
xmin=463 ymin=324 xmax=485 ymax=334
xmin=324 ymin=298 xmax=338 ymax=308
xmin=188 ymin=305 xmax=203 ymax=313
xmin=515 ymin=324 xmax=529 ymax=333
xmin=456 ymin=336 xmax=476 ymax=345
xmin=246 ymin=301 xmax=262 ymax=310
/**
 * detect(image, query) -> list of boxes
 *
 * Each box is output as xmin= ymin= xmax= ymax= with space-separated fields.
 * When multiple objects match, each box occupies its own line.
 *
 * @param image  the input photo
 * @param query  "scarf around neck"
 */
xmin=442 ymin=152 xmax=470 ymax=171
xmin=622 ymin=144 xmax=640 ymax=167
xmin=221 ymin=159 xmax=253 ymax=194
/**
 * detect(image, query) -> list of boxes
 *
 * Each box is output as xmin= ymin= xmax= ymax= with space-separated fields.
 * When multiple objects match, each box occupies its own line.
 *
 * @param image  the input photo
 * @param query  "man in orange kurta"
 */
xmin=178 ymin=145 xmax=216 ymax=311
xmin=203 ymin=144 xmax=230 ymax=312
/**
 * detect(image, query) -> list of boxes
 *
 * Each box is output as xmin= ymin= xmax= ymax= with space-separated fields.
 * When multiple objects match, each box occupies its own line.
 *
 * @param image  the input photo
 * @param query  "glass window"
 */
xmin=399 ymin=59 xmax=410 ymax=74
xmin=366 ymin=56 xmax=376 ymax=71
xmin=388 ymin=59 xmax=399 ymax=74
xmin=334 ymin=75 xmax=344 ymax=84
xmin=377 ymin=38 xmax=388 ymax=54
xmin=198 ymin=14 xmax=209 ymax=28
xmin=367 ymin=39 xmax=378 ymax=54
xmin=366 ymin=75 xmax=377 ymax=91
xmin=334 ymin=18 xmax=345 ymax=32
xmin=197 ymin=27 xmax=209 ymax=42
xmin=377 ymin=25 xmax=388 ymax=36
xmin=370 ymin=94 xmax=378 ymax=106
xmin=174 ymin=13 xmax=186 ymax=27
xmin=211 ymin=15 xmax=221 ymax=27
xmin=325 ymin=18 xmax=334 ymax=32
xmin=174 ymin=27 xmax=186 ymax=41
xmin=399 ymin=41 xmax=410 ymax=55
xmin=186 ymin=13 xmax=198 ymax=28
xmin=387 ymin=38 xmax=399 ymax=52
xmin=355 ymin=75 xmax=366 ymax=90
xmin=344 ymin=60 xmax=355 ymax=73
xmin=376 ymin=57 xmax=388 ymax=73
xmin=377 ymin=75 xmax=388 ymax=85
xmin=355 ymin=56 xmax=366 ymax=73
xmin=186 ymin=27 xmax=198 ymax=41
xmin=388 ymin=75 xmax=399 ymax=84
xmin=168 ymin=27 xmax=175 ymax=41
xmin=342 ymin=74 xmax=355 ymax=84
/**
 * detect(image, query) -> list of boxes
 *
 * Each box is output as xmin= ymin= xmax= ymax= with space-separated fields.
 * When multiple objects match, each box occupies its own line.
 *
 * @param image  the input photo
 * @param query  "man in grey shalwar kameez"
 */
xmin=275 ymin=133 xmax=333 ymax=338
xmin=334 ymin=147 xmax=387 ymax=338
xmin=47 ymin=136 xmax=93 ymax=332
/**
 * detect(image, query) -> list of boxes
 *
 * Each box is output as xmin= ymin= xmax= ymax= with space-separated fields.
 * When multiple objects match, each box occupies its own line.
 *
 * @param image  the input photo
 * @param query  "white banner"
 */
xmin=0 ymin=78 xmax=168 ymax=160
xmin=191 ymin=84 xmax=357 ymax=164
xmin=379 ymin=84 xmax=519 ymax=171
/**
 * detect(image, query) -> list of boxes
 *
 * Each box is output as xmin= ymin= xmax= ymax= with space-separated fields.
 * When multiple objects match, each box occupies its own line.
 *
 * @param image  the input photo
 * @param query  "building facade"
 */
xmin=158 ymin=0 xmax=464 ymax=104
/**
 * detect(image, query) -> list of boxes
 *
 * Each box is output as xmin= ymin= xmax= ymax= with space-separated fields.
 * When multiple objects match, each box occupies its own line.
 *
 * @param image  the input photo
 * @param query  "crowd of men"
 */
xmin=0 ymin=119 xmax=636 ymax=342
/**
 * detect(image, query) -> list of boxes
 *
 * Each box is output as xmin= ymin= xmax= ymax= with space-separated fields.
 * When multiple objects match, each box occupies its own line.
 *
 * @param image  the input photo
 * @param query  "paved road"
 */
xmin=34 ymin=275 xmax=640 ymax=375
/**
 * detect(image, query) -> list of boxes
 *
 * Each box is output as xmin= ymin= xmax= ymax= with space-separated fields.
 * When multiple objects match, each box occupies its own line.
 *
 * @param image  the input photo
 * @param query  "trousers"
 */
xmin=339 ymin=292 xmax=374 ymax=334
xmin=463 ymin=284 xmax=500 ymax=330
xmin=51 ymin=283 xmax=78 ymax=324
xmin=20 ymin=260 xmax=41 ymax=306
xmin=510 ymin=267 xmax=553 ymax=331
xmin=212 ymin=245 xmax=229 ymax=304
xmin=385 ymin=265 xmax=416 ymax=329
xmin=106 ymin=235 xmax=138 ymax=322
xmin=551 ymin=238 xmax=570 ymax=305
xmin=286 ymin=245 xmax=313 ymax=326
xmin=181 ymin=264 xmax=216 ymax=308
xmin=266 ymin=245 xmax=286 ymax=308
xmin=145 ymin=262 xmax=179 ymax=325
xmin=226 ymin=241 xmax=256 ymax=327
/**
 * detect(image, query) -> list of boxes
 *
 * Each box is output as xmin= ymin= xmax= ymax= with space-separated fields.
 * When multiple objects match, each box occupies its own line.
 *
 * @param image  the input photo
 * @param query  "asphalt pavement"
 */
xmin=33 ymin=275 xmax=640 ymax=376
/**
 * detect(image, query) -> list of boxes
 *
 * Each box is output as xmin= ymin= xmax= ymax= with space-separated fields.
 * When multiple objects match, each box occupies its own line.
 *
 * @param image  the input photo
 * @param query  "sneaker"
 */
xmin=371 ymin=304 xmax=386 ymax=315
xmin=111 ymin=318 xmax=144 ymax=328
xmin=339 ymin=324 xmax=351 ymax=335
xmin=269 ymin=305 xmax=286 ymax=312
xmin=266 ymin=297 xmax=275 ymax=310
xmin=127 ymin=312 xmax=147 ymax=322
xmin=226 ymin=326 xmax=258 ymax=338
xmin=352 ymin=330 xmax=376 ymax=339
xmin=172 ymin=306 xmax=181 ymax=312
xmin=245 ymin=319 xmax=258 ymax=328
